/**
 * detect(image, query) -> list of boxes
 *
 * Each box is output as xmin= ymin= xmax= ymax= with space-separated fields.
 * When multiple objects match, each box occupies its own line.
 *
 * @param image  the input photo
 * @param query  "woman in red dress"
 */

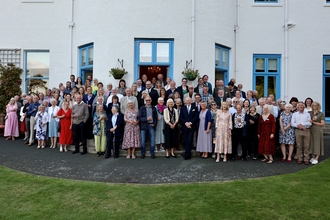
xmin=258 ymin=104 xmax=276 ymax=164
xmin=57 ymin=101 xmax=73 ymax=152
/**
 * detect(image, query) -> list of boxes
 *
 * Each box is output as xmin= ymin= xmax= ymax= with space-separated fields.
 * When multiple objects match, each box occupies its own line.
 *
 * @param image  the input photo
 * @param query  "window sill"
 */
xmin=252 ymin=3 xmax=283 ymax=7
xmin=324 ymin=4 xmax=330 ymax=7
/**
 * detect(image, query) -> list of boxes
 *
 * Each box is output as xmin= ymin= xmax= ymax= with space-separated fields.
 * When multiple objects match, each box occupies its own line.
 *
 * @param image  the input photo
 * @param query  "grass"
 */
xmin=1 ymin=160 xmax=330 ymax=220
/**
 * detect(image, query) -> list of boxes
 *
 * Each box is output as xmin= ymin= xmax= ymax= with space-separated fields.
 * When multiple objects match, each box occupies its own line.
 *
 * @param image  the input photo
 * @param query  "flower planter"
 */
xmin=186 ymin=75 xmax=197 ymax=81
xmin=113 ymin=73 xmax=124 ymax=79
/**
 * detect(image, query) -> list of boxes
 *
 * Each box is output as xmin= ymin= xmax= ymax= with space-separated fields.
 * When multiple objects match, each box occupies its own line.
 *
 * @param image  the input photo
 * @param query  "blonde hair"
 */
xmin=312 ymin=101 xmax=321 ymax=111
xmin=220 ymin=102 xmax=228 ymax=111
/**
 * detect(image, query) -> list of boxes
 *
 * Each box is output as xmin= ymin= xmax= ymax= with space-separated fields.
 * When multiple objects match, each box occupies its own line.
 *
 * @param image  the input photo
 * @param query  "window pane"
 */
xmin=325 ymin=77 xmax=330 ymax=117
xmin=27 ymin=78 xmax=49 ymax=95
xmin=256 ymin=76 xmax=265 ymax=97
xmin=215 ymin=68 xmax=225 ymax=81
xmin=255 ymin=58 xmax=265 ymax=72
xmin=222 ymin=50 xmax=228 ymax=68
xmin=326 ymin=59 xmax=330 ymax=73
xmin=156 ymin=43 xmax=169 ymax=62
xmin=88 ymin=47 xmax=93 ymax=65
xmin=215 ymin=48 xmax=220 ymax=66
xmin=267 ymin=76 xmax=276 ymax=100
xmin=139 ymin=42 xmax=152 ymax=62
xmin=268 ymin=59 xmax=278 ymax=72
xmin=81 ymin=49 xmax=86 ymax=66
xmin=26 ymin=52 xmax=50 ymax=77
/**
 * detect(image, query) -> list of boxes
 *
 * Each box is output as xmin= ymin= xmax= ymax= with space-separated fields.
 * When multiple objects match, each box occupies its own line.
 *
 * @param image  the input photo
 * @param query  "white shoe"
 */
xmin=64 ymin=147 xmax=68 ymax=152
xmin=220 ymin=154 xmax=224 ymax=158
xmin=160 ymin=147 xmax=165 ymax=152
xmin=309 ymin=158 xmax=314 ymax=163
xmin=212 ymin=154 xmax=216 ymax=159
xmin=154 ymin=148 xmax=158 ymax=152
xmin=60 ymin=147 xmax=63 ymax=152
xmin=311 ymin=160 xmax=318 ymax=165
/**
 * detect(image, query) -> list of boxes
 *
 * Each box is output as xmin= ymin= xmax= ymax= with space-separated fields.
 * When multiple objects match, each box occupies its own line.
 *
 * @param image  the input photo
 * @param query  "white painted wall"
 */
xmin=0 ymin=0 xmax=330 ymax=105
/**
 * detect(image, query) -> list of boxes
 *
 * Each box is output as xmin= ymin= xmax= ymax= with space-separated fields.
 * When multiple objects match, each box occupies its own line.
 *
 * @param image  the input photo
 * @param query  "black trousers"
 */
xmin=232 ymin=127 xmax=246 ymax=159
xmin=183 ymin=129 xmax=194 ymax=158
xmin=106 ymin=132 xmax=120 ymax=157
xmin=73 ymin=122 xmax=87 ymax=153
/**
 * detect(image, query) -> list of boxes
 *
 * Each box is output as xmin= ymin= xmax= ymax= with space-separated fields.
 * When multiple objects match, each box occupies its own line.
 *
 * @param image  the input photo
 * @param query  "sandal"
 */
xmin=5 ymin=137 xmax=10 ymax=140
xmin=261 ymin=158 xmax=268 ymax=162
xmin=126 ymin=154 xmax=131 ymax=159
xmin=131 ymin=155 xmax=136 ymax=159
xmin=267 ymin=159 xmax=274 ymax=164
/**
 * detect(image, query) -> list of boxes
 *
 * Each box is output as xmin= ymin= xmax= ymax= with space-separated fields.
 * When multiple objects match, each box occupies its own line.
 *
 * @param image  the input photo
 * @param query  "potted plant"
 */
xmin=109 ymin=67 xmax=128 ymax=80
xmin=181 ymin=68 xmax=199 ymax=81
xmin=0 ymin=63 xmax=23 ymax=124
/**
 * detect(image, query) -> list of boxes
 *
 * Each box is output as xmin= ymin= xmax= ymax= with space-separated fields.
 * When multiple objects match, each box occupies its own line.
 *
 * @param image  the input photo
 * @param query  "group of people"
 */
xmin=3 ymin=73 xmax=325 ymax=164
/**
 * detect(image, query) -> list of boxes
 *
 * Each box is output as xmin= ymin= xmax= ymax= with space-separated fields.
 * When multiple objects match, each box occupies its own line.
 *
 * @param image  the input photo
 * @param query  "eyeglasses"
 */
xmin=145 ymin=100 xmax=151 ymax=101
xmin=211 ymin=104 xmax=217 ymax=106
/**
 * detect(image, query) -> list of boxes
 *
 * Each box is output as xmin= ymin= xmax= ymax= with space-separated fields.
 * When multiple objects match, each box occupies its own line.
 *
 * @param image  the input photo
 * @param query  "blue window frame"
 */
xmin=24 ymin=50 xmax=50 ymax=94
xmin=323 ymin=55 xmax=330 ymax=120
xmin=253 ymin=54 xmax=281 ymax=100
xmin=134 ymin=39 xmax=174 ymax=81
xmin=215 ymin=44 xmax=230 ymax=85
xmin=254 ymin=0 xmax=278 ymax=2
xmin=79 ymin=43 xmax=93 ymax=83
xmin=327 ymin=0 xmax=330 ymax=3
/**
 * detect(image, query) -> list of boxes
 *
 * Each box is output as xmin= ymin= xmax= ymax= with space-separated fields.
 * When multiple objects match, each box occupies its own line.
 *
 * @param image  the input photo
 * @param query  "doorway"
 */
xmin=139 ymin=65 xmax=168 ymax=81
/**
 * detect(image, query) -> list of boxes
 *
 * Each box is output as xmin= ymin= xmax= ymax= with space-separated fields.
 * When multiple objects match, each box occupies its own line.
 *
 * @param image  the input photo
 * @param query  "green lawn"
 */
xmin=1 ymin=160 xmax=330 ymax=220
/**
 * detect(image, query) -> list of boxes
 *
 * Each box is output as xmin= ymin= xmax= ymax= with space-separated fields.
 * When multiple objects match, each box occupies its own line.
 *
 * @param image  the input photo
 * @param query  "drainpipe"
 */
xmin=68 ymin=0 xmax=75 ymax=76
xmin=284 ymin=0 xmax=288 ymax=102
xmin=234 ymin=0 xmax=240 ymax=81
xmin=191 ymin=0 xmax=195 ymax=69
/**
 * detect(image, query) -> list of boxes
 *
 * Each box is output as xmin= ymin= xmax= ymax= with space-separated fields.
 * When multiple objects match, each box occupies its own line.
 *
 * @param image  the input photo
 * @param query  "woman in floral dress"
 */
xmin=122 ymin=100 xmax=141 ymax=159
xmin=279 ymin=103 xmax=295 ymax=163
xmin=4 ymin=98 xmax=19 ymax=140
xmin=214 ymin=102 xmax=232 ymax=162
xmin=35 ymin=105 xmax=49 ymax=149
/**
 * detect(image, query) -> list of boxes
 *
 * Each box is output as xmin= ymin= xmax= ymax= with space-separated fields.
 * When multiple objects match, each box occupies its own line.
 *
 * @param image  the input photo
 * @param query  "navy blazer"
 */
xmin=200 ymin=109 xmax=212 ymax=131
xmin=83 ymin=94 xmax=95 ymax=115
xmin=106 ymin=112 xmax=124 ymax=137
xmin=165 ymin=88 xmax=179 ymax=100
xmin=179 ymin=105 xmax=199 ymax=132
xmin=138 ymin=105 xmax=158 ymax=130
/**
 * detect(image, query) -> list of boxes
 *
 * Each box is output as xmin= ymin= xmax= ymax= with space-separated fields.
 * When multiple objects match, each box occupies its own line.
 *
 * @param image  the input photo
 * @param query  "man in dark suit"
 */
xmin=180 ymin=97 xmax=199 ymax=160
xmin=237 ymin=84 xmax=246 ymax=99
xmin=138 ymin=96 xmax=158 ymax=159
xmin=144 ymin=81 xmax=159 ymax=106
xmin=165 ymin=81 xmax=179 ymax=100
xmin=83 ymin=86 xmax=95 ymax=139
xmin=215 ymin=89 xmax=227 ymax=109
xmin=105 ymin=106 xmax=124 ymax=158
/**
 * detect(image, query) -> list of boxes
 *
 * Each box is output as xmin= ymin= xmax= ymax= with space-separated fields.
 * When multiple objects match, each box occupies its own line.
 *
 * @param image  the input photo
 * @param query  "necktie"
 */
xmin=188 ymin=106 xmax=190 ymax=114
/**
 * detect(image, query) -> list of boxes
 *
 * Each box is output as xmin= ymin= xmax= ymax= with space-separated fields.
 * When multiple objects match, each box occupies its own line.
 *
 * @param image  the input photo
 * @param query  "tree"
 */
xmin=0 ymin=63 xmax=23 ymax=114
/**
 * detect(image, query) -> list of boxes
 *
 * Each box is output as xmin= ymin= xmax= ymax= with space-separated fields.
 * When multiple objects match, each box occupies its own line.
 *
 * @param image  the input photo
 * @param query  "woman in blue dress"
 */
xmin=279 ymin=103 xmax=295 ymax=163
xmin=35 ymin=105 xmax=49 ymax=149
xmin=48 ymin=98 xmax=60 ymax=149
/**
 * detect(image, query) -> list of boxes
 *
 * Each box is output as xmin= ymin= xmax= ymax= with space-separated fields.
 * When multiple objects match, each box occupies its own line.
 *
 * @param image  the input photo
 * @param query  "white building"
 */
xmin=0 ymin=0 xmax=330 ymax=120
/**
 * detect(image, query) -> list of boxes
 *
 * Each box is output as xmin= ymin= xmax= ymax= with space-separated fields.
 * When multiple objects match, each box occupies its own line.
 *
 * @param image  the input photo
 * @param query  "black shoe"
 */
xmin=166 ymin=155 xmax=170 ymax=158
xmin=151 ymin=155 xmax=156 ymax=159
xmin=96 ymin=152 xmax=100 ymax=157
xmin=114 ymin=155 xmax=119 ymax=158
xmin=140 ymin=154 xmax=145 ymax=159
xmin=72 ymin=151 xmax=79 ymax=154
xmin=81 ymin=152 xmax=87 ymax=155
xmin=102 ymin=152 xmax=106 ymax=156
xmin=171 ymin=154 xmax=177 ymax=158
xmin=242 ymin=157 xmax=247 ymax=161
xmin=231 ymin=157 xmax=235 ymax=161
xmin=105 ymin=155 xmax=111 ymax=159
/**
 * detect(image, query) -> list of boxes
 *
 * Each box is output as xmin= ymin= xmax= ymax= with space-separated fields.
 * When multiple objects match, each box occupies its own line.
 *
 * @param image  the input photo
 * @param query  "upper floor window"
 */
xmin=79 ymin=43 xmax=94 ymax=83
xmin=215 ymin=44 xmax=230 ymax=84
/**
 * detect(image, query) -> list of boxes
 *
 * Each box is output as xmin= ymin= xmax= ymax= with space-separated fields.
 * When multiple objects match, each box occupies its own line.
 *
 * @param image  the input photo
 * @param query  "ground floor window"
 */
xmin=24 ymin=50 xmax=49 ymax=95
xmin=215 ymin=44 xmax=230 ymax=85
xmin=79 ymin=43 xmax=93 ymax=83
xmin=134 ymin=39 xmax=173 ymax=81
xmin=323 ymin=55 xmax=330 ymax=119
xmin=253 ymin=54 xmax=281 ymax=100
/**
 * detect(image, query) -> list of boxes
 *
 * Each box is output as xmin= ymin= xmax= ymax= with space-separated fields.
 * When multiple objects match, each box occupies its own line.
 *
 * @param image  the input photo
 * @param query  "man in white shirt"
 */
xmin=291 ymin=101 xmax=312 ymax=165
xmin=106 ymin=87 xmax=123 ymax=106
